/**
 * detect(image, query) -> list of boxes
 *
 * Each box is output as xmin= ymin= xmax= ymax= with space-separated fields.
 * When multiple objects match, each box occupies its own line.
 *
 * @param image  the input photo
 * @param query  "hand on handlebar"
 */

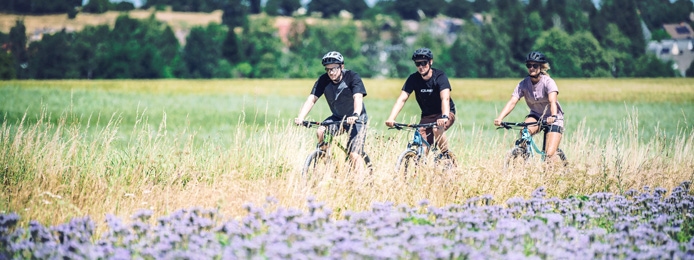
xmin=494 ymin=118 xmax=502 ymax=127
xmin=346 ymin=116 xmax=358 ymax=125
xmin=385 ymin=119 xmax=395 ymax=128
xmin=294 ymin=118 xmax=304 ymax=126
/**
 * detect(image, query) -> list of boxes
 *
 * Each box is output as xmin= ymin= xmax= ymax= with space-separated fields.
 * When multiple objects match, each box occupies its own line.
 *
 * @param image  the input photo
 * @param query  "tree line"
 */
xmin=1 ymin=0 xmax=693 ymax=80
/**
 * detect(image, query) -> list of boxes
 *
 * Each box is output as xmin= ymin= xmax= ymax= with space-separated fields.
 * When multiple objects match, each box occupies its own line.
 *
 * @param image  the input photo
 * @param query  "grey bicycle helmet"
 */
xmin=322 ymin=51 xmax=344 ymax=65
xmin=411 ymin=48 xmax=433 ymax=61
xmin=525 ymin=51 xmax=548 ymax=63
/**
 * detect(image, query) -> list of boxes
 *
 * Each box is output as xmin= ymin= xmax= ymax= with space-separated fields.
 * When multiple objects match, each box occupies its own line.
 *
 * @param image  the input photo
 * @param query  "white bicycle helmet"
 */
xmin=322 ymin=51 xmax=344 ymax=65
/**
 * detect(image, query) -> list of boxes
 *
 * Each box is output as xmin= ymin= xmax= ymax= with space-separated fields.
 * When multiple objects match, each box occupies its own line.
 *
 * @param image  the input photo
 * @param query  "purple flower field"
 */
xmin=2 ymin=182 xmax=693 ymax=259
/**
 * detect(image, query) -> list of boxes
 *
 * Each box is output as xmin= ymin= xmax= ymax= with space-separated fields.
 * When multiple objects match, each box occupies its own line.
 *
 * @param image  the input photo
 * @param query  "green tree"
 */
xmin=633 ymin=54 xmax=677 ymax=77
xmin=72 ymin=25 xmax=110 ymax=79
xmin=446 ymin=24 xmax=483 ymax=78
xmin=249 ymin=0 xmax=261 ymax=14
xmin=471 ymin=0 xmax=490 ymax=13
xmin=83 ymin=0 xmax=110 ymax=13
xmin=1 ymin=0 xmax=81 ymax=14
xmin=94 ymin=15 xmax=177 ymax=79
xmin=222 ymin=0 xmax=249 ymax=28
xmin=445 ymin=0 xmax=472 ymax=19
xmin=601 ymin=23 xmax=633 ymax=77
xmin=532 ymin=28 xmax=581 ymax=78
xmin=476 ymin=20 xmax=514 ymax=77
xmin=265 ymin=0 xmax=301 ymax=16
xmin=598 ymin=0 xmax=644 ymax=58
xmin=0 ymin=52 xmax=16 ymax=80
xmin=183 ymin=24 xmax=231 ymax=78
xmin=9 ymin=19 xmax=28 ymax=79
xmin=686 ymin=59 xmax=694 ymax=77
xmin=308 ymin=0 xmax=340 ymax=17
xmin=27 ymin=30 xmax=80 ymax=79
xmin=545 ymin=0 xmax=593 ymax=34
xmin=222 ymin=28 xmax=242 ymax=64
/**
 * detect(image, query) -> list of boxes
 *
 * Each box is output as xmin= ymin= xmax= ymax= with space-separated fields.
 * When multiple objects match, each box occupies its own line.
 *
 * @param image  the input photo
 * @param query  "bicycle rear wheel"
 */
xmin=395 ymin=150 xmax=420 ymax=179
xmin=504 ymin=147 xmax=529 ymax=171
xmin=302 ymin=150 xmax=331 ymax=179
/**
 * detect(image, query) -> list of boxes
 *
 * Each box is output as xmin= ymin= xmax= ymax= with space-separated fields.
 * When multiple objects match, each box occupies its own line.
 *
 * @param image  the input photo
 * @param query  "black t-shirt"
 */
xmin=402 ymin=68 xmax=456 ymax=116
xmin=311 ymin=70 xmax=368 ymax=119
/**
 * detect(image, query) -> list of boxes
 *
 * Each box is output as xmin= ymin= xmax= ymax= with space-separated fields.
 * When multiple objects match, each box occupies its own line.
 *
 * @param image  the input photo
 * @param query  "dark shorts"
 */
xmin=526 ymin=114 xmax=564 ymax=134
xmin=323 ymin=115 xmax=367 ymax=155
xmin=418 ymin=112 xmax=456 ymax=145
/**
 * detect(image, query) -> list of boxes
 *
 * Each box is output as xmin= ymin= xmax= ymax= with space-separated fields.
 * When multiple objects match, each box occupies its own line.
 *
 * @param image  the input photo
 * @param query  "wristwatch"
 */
xmin=440 ymin=114 xmax=449 ymax=119
xmin=352 ymin=112 xmax=359 ymax=117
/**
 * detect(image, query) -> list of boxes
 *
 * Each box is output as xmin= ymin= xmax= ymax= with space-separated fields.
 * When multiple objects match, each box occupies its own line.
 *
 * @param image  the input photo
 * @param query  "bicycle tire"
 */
xmin=302 ymin=150 xmax=330 ymax=179
xmin=504 ymin=147 xmax=529 ymax=171
xmin=395 ymin=150 xmax=420 ymax=178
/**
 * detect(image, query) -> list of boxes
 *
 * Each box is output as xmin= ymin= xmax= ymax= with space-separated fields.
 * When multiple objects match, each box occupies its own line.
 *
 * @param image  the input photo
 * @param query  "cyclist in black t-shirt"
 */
xmin=385 ymin=48 xmax=457 ymax=161
xmin=295 ymin=51 xmax=369 ymax=171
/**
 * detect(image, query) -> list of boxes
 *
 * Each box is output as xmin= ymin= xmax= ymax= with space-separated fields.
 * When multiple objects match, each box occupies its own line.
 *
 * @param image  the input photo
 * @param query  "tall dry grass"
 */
xmin=1 ymin=105 xmax=692 ymax=236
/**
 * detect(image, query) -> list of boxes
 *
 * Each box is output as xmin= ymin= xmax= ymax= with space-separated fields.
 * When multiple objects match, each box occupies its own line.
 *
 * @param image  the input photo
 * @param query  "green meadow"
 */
xmin=1 ymin=78 xmax=693 ymax=231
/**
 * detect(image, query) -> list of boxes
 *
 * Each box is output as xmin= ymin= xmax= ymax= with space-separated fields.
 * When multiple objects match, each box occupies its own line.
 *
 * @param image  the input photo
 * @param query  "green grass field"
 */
xmin=1 ymin=78 xmax=693 ymax=232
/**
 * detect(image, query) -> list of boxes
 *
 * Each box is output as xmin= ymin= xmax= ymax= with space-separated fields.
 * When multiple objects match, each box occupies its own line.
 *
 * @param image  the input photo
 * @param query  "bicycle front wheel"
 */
xmin=395 ymin=150 xmax=420 ymax=179
xmin=504 ymin=147 xmax=529 ymax=171
xmin=302 ymin=150 xmax=330 ymax=179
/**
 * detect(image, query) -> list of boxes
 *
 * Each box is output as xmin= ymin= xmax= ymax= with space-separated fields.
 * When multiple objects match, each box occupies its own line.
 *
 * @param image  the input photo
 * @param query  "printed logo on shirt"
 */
xmin=420 ymin=89 xmax=433 ymax=93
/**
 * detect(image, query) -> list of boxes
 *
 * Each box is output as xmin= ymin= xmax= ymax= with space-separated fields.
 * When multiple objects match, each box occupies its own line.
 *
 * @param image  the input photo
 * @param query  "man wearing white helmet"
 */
xmin=295 ymin=51 xmax=369 ymax=171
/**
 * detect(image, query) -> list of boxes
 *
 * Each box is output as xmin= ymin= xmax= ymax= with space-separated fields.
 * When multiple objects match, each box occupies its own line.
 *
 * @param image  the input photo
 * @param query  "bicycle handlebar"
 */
xmin=390 ymin=122 xmax=439 ymax=130
xmin=497 ymin=120 xmax=549 ymax=130
xmin=301 ymin=120 xmax=365 ymax=128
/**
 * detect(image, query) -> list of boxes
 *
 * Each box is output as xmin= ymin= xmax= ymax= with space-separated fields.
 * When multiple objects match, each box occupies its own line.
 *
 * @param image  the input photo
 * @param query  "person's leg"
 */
xmin=318 ymin=116 xmax=341 ymax=150
xmin=433 ymin=112 xmax=456 ymax=154
xmin=418 ymin=114 xmax=438 ymax=155
xmin=347 ymin=123 xmax=367 ymax=172
xmin=434 ymin=112 xmax=457 ymax=166
xmin=544 ymin=125 xmax=563 ymax=162
xmin=524 ymin=115 xmax=540 ymax=135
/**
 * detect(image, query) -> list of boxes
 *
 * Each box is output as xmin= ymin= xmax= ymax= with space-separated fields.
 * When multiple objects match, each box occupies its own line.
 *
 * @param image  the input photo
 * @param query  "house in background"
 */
xmin=647 ymin=22 xmax=694 ymax=76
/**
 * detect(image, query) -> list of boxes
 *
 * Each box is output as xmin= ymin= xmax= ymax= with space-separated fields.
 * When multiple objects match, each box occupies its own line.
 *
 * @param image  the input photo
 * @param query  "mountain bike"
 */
xmin=300 ymin=120 xmax=373 ymax=179
xmin=390 ymin=122 xmax=455 ymax=178
xmin=497 ymin=120 xmax=567 ymax=170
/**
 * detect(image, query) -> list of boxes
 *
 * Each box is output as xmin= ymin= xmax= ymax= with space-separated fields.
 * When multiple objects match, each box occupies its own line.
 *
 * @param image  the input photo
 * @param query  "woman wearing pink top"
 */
xmin=493 ymin=51 xmax=565 ymax=163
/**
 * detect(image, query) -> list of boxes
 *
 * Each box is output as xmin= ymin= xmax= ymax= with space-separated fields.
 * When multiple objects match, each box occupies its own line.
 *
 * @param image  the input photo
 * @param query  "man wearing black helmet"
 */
xmin=494 ymin=51 xmax=565 ymax=164
xmin=385 ymin=47 xmax=457 ymax=163
xmin=295 ymin=51 xmax=369 ymax=171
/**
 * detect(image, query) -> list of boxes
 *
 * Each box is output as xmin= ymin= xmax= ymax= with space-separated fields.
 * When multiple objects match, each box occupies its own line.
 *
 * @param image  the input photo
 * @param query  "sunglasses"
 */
xmin=414 ymin=61 xmax=429 ymax=67
xmin=526 ymin=63 xmax=541 ymax=69
xmin=325 ymin=66 xmax=341 ymax=73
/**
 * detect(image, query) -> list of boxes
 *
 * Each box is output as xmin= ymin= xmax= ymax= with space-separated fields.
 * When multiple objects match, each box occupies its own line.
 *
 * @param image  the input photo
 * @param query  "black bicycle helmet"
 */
xmin=525 ymin=51 xmax=547 ymax=63
xmin=411 ymin=48 xmax=433 ymax=61
xmin=322 ymin=51 xmax=344 ymax=65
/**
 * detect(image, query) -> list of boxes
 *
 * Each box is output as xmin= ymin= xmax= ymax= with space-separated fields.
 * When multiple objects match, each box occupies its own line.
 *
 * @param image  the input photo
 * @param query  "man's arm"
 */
xmin=385 ymin=91 xmax=410 ymax=127
xmin=437 ymin=88 xmax=451 ymax=126
xmin=346 ymin=93 xmax=364 ymax=125
xmin=295 ymin=95 xmax=319 ymax=125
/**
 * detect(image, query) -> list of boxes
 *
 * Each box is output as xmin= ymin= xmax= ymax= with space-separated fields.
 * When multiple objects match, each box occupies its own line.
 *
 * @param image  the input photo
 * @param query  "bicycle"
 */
xmin=390 ymin=122 xmax=455 ymax=178
xmin=497 ymin=120 xmax=567 ymax=170
xmin=300 ymin=120 xmax=373 ymax=179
